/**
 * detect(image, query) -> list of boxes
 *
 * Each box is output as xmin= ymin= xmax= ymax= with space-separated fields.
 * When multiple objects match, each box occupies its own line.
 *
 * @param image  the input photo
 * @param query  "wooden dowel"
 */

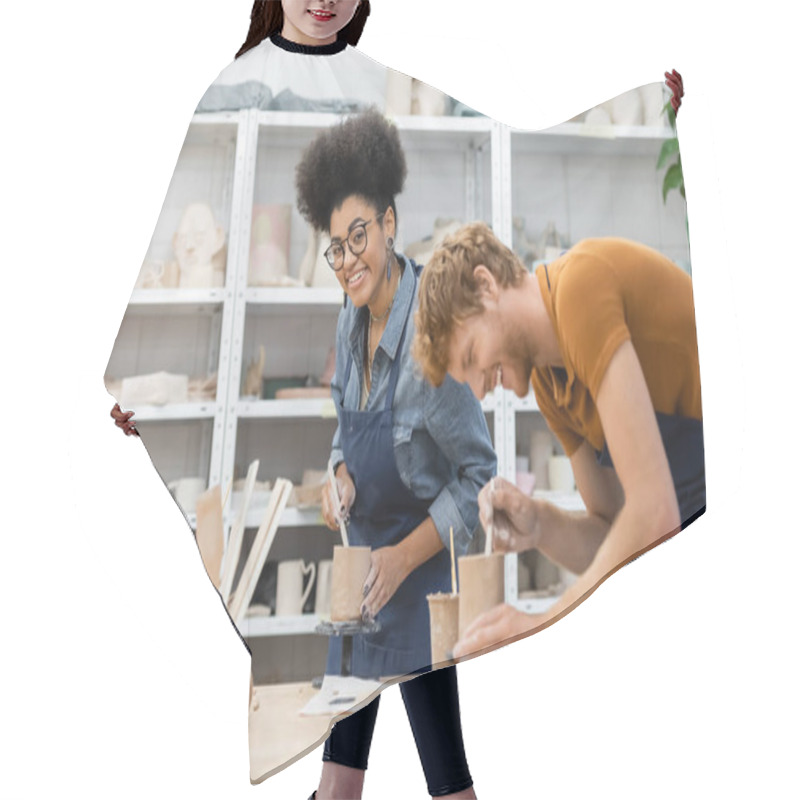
xmin=328 ymin=460 xmax=349 ymax=547
xmin=450 ymin=526 xmax=457 ymax=594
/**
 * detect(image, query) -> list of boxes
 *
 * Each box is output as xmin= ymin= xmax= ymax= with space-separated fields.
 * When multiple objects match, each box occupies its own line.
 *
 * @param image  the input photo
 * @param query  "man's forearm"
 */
xmin=540 ymin=495 xmax=679 ymax=623
xmin=535 ymin=500 xmax=611 ymax=575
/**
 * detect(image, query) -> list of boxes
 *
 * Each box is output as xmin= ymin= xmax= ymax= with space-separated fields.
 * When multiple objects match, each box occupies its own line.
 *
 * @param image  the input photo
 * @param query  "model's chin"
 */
xmin=343 ymin=270 xmax=371 ymax=305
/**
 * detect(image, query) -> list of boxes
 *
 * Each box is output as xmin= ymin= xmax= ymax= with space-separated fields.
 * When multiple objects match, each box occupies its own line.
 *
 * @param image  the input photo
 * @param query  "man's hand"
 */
xmin=479 ymin=476 xmax=542 ymax=553
xmin=665 ymin=69 xmax=684 ymax=115
xmin=453 ymin=603 xmax=540 ymax=658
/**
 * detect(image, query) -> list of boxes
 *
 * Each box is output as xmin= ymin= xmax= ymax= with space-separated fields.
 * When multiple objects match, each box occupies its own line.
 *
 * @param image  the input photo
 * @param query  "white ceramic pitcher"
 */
xmin=276 ymin=559 xmax=316 ymax=617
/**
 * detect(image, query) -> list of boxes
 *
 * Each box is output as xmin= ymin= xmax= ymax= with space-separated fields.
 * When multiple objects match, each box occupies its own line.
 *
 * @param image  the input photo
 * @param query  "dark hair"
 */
xmin=236 ymin=1 xmax=371 ymax=59
xmin=295 ymin=109 xmax=407 ymax=232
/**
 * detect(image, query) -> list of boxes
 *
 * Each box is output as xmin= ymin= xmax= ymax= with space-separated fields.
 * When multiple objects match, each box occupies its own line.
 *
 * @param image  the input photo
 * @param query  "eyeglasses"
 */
xmin=325 ymin=213 xmax=385 ymax=271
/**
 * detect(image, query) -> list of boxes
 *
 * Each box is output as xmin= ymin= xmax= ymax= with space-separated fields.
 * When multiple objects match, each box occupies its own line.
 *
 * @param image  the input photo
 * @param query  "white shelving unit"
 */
xmin=111 ymin=107 xmax=685 ymax=674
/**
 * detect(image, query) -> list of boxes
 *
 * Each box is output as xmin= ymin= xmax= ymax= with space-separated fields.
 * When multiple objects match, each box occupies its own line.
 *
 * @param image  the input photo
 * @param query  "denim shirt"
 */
xmin=330 ymin=254 xmax=497 ymax=555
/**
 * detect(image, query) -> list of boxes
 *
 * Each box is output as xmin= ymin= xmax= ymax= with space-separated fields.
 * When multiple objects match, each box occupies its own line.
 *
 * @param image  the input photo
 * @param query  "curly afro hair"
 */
xmin=295 ymin=108 xmax=407 ymax=232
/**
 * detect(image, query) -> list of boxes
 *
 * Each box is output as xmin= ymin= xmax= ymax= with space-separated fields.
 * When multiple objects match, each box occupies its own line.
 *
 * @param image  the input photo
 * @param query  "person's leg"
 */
xmin=315 ymin=694 xmax=381 ymax=800
xmin=400 ymin=666 xmax=477 ymax=799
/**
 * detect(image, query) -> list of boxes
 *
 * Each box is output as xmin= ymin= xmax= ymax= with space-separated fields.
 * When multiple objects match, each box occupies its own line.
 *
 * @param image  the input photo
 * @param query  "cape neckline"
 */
xmin=270 ymin=32 xmax=348 ymax=56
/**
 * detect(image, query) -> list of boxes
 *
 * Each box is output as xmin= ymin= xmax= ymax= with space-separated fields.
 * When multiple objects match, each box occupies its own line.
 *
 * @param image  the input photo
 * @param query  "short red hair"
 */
xmin=413 ymin=222 xmax=526 ymax=386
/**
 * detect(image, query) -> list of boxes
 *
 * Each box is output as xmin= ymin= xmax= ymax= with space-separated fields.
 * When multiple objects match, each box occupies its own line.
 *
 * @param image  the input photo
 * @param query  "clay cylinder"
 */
xmin=330 ymin=545 xmax=371 ymax=622
xmin=427 ymin=592 xmax=459 ymax=665
xmin=458 ymin=553 xmax=505 ymax=638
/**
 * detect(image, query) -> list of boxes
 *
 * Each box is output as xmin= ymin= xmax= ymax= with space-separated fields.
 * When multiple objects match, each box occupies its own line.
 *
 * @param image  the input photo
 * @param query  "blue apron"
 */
xmin=325 ymin=267 xmax=452 ymax=679
xmin=598 ymin=412 xmax=706 ymax=528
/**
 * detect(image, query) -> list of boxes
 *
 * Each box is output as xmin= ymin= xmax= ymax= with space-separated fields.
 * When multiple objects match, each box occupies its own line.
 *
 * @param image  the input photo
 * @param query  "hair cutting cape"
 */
xmin=105 ymin=34 xmax=702 ymax=784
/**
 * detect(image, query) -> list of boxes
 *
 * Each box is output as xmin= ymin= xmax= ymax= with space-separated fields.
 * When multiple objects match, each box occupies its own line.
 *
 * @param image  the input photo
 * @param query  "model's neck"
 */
xmin=368 ymin=256 xmax=401 ymax=323
xmin=270 ymin=29 xmax=348 ymax=55
xmin=280 ymin=21 xmax=337 ymax=48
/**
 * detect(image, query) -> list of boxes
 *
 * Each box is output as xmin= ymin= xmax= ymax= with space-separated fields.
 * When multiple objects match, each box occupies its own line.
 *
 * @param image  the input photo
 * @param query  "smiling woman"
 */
xmin=236 ymin=0 xmax=370 ymax=57
xmin=281 ymin=0 xmax=362 ymax=47
xmin=295 ymin=109 xmax=493 ymax=800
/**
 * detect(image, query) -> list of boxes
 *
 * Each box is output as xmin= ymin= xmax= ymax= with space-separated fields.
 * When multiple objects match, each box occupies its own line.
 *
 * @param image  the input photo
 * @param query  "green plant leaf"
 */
xmin=657 ymin=137 xmax=680 ymax=170
xmin=663 ymin=100 xmax=677 ymax=130
xmin=662 ymin=162 xmax=684 ymax=203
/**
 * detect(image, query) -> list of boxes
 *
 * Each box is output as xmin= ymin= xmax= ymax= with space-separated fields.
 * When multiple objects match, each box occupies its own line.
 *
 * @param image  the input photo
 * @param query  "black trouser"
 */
xmin=323 ymin=665 xmax=473 ymax=797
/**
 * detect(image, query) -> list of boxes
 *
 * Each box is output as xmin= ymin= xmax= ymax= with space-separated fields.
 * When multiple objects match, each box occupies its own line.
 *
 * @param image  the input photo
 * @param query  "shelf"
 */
xmin=255 ymin=110 xmax=493 ymax=152
xmin=511 ymin=122 xmax=673 ymax=156
xmin=513 ymin=595 xmax=561 ymax=615
xmin=242 ymin=613 xmax=322 ymax=637
xmin=130 ymin=403 xmax=218 ymax=421
xmin=239 ymin=393 xmax=495 ymax=416
xmin=245 ymin=287 xmax=344 ymax=310
xmin=234 ymin=497 xmax=324 ymax=529
xmin=127 ymin=288 xmax=226 ymax=312
xmin=241 ymin=396 xmax=493 ymax=418
xmin=391 ymin=115 xmax=493 ymax=134
xmin=255 ymin=109 xmax=492 ymax=133
xmin=237 ymin=398 xmax=337 ymax=419
xmin=190 ymin=110 xmax=241 ymax=126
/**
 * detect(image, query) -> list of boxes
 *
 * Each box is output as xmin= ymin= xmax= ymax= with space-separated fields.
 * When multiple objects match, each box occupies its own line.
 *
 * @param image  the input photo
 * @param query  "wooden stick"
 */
xmin=195 ymin=485 xmax=224 ymax=589
xmin=219 ymin=459 xmax=259 ymax=603
xmin=449 ymin=526 xmax=457 ymax=594
xmin=228 ymin=478 xmax=293 ymax=627
xmin=327 ymin=460 xmax=349 ymax=547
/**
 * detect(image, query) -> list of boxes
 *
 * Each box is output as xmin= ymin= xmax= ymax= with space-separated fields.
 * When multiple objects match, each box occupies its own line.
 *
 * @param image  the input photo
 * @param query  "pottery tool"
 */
xmin=449 ymin=526 xmax=458 ymax=594
xmin=229 ymin=477 xmax=292 ymax=626
xmin=327 ymin=460 xmax=349 ymax=547
xmin=299 ymin=674 xmax=383 ymax=716
xmin=484 ymin=478 xmax=496 ymax=554
xmin=219 ymin=459 xmax=259 ymax=603
xmin=195 ymin=484 xmax=224 ymax=589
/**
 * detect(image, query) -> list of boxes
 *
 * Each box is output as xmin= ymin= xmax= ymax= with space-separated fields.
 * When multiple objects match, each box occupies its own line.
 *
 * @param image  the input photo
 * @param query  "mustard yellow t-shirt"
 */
xmin=530 ymin=238 xmax=702 ymax=458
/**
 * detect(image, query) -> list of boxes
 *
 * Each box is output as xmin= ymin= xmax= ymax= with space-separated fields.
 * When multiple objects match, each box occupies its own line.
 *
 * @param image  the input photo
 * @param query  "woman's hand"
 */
xmin=453 ymin=603 xmax=541 ymax=658
xmin=665 ymin=69 xmax=684 ymax=115
xmin=479 ymin=476 xmax=542 ymax=553
xmin=321 ymin=462 xmax=356 ymax=531
xmin=110 ymin=403 xmax=139 ymax=437
xmin=361 ymin=546 xmax=410 ymax=620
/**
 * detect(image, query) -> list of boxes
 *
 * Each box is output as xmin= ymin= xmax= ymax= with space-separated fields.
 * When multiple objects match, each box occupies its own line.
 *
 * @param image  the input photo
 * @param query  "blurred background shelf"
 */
xmin=113 ymin=98 xmax=686 ymax=657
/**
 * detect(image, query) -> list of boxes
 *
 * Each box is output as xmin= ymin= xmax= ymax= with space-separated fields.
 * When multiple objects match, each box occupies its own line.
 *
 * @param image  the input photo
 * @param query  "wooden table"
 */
xmin=248 ymin=679 xmax=382 ymax=784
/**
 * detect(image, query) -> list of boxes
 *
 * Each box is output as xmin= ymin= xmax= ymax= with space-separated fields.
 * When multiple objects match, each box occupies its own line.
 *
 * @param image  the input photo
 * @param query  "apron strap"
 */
xmin=383 ymin=267 xmax=416 ymax=411
xmin=342 ymin=342 xmax=354 ymax=402
xmin=340 ymin=265 xmax=418 ymax=414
